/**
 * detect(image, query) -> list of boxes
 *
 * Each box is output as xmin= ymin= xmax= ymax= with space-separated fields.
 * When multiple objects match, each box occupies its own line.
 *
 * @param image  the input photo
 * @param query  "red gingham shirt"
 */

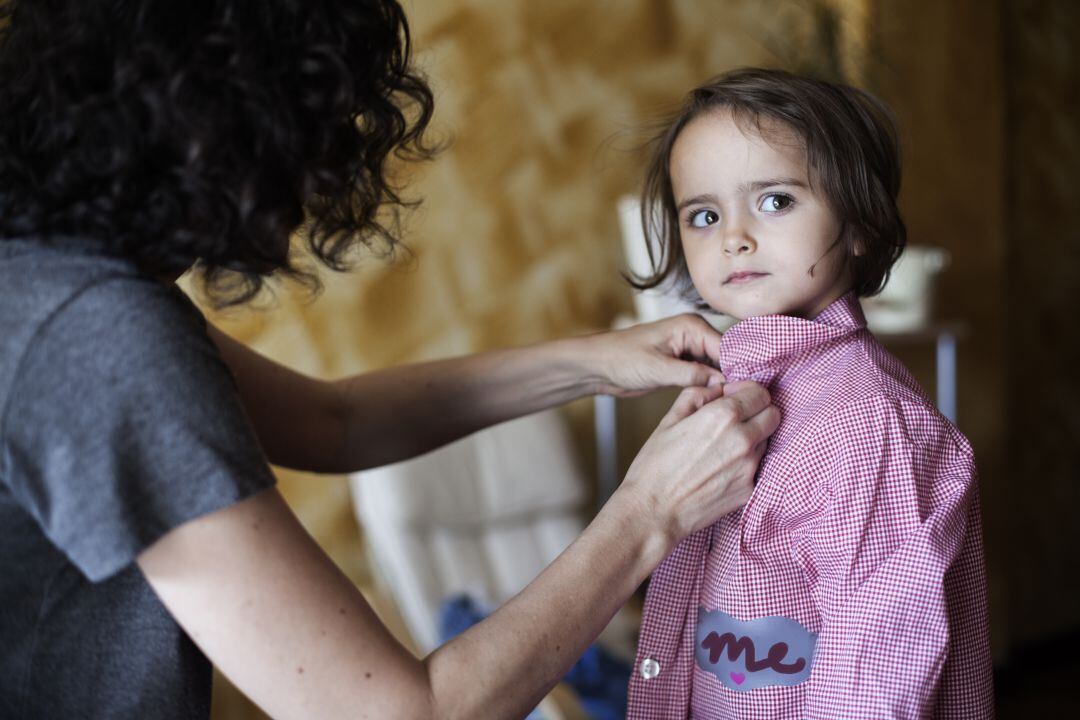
xmin=627 ymin=294 xmax=993 ymax=719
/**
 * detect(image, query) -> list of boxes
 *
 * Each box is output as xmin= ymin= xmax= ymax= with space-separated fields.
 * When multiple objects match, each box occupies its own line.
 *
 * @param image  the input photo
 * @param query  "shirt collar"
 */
xmin=717 ymin=292 xmax=867 ymax=384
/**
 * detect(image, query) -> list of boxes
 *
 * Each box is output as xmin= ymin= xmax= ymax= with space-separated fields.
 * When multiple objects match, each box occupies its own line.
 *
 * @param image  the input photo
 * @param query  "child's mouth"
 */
xmin=724 ymin=271 xmax=769 ymax=285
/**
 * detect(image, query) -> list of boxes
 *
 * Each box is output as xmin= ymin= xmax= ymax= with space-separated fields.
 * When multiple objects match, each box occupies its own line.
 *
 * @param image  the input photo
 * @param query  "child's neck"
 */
xmin=722 ymin=287 xmax=853 ymax=324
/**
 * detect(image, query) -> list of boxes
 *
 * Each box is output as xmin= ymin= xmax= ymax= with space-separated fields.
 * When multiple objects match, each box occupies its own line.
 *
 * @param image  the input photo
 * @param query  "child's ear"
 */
xmin=846 ymin=227 xmax=867 ymax=257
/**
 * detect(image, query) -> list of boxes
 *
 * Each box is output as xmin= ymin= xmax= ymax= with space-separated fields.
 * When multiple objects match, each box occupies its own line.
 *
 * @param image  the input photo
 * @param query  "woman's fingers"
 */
xmin=742 ymin=401 xmax=782 ymax=447
xmin=659 ymin=382 xmax=727 ymax=429
xmin=584 ymin=313 xmax=728 ymax=397
xmin=661 ymin=379 xmax=774 ymax=433
xmin=619 ymin=379 xmax=780 ymax=544
xmin=716 ymin=380 xmax=773 ymax=425
xmin=668 ymin=313 xmax=725 ymax=369
xmin=667 ymin=357 xmax=725 ymax=390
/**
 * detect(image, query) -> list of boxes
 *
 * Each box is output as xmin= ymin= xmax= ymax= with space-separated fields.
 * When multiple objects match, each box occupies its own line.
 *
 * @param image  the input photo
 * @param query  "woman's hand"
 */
xmin=576 ymin=313 xmax=726 ymax=398
xmin=615 ymin=379 xmax=780 ymax=546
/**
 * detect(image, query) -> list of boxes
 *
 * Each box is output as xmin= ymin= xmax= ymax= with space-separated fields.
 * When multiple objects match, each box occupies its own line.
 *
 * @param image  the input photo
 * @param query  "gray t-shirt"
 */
xmin=0 ymin=238 xmax=276 ymax=719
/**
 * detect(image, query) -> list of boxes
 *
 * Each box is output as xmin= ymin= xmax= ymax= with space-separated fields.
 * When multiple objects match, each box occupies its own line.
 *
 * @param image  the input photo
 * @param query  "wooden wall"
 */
xmin=1001 ymin=0 xmax=1080 ymax=647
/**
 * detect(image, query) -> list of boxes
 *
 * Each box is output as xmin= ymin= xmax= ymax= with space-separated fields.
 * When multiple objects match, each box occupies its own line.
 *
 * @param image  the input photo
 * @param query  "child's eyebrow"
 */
xmin=738 ymin=177 xmax=808 ymax=192
xmin=676 ymin=193 xmax=720 ymax=212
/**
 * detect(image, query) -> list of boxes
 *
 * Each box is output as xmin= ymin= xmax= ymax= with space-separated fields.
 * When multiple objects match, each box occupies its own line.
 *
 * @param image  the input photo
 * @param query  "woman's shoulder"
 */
xmin=32 ymin=278 xmax=213 ymax=390
xmin=3 ymin=236 xmax=190 ymax=312
xmin=1 ymin=240 xmax=221 ymax=425
xmin=1 ymin=240 xmax=212 ymax=418
xmin=3 ymin=238 xmax=206 ymax=345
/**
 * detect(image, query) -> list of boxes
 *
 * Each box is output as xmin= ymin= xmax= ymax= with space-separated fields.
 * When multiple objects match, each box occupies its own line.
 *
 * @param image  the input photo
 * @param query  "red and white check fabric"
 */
xmin=627 ymin=293 xmax=993 ymax=719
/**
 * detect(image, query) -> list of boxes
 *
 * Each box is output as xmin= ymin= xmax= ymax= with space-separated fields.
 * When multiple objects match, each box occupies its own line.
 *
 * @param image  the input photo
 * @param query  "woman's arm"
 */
xmin=208 ymin=314 xmax=726 ymax=473
xmin=138 ymin=380 xmax=778 ymax=720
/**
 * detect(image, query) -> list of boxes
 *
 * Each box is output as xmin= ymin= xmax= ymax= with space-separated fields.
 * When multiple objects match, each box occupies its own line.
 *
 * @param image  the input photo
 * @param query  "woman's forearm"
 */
xmin=211 ymin=315 xmax=727 ymax=475
xmin=140 ymin=486 xmax=671 ymax=720
xmin=425 ymin=488 xmax=669 ymax=719
xmin=330 ymin=337 xmax=597 ymax=471
xmin=208 ymin=324 xmax=598 ymax=474
xmin=329 ymin=312 xmax=731 ymax=472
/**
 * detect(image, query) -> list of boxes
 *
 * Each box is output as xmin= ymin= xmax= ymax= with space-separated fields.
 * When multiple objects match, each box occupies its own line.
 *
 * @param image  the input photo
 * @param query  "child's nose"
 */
xmin=722 ymin=227 xmax=757 ymax=256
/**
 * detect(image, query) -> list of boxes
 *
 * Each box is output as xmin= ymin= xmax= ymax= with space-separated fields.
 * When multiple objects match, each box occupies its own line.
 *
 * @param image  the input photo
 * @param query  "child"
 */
xmin=626 ymin=68 xmax=993 ymax=718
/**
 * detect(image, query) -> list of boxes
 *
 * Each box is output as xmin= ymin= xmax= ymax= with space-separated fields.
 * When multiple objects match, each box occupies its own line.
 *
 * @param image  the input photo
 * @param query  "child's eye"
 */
xmin=689 ymin=209 xmax=720 ymax=228
xmin=759 ymin=194 xmax=794 ymax=213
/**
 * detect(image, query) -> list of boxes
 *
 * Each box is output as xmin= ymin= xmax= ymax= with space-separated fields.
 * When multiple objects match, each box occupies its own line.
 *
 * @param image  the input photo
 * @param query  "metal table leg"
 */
xmin=936 ymin=330 xmax=958 ymax=423
xmin=594 ymin=394 xmax=618 ymax=508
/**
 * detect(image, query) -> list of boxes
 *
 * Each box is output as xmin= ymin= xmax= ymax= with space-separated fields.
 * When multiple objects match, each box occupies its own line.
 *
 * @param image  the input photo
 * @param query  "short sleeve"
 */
xmin=1 ymin=277 xmax=276 ymax=582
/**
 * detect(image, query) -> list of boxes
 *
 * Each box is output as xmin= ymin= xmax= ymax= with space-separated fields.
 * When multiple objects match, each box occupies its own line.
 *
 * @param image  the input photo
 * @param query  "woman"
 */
xmin=0 ymin=2 xmax=780 ymax=718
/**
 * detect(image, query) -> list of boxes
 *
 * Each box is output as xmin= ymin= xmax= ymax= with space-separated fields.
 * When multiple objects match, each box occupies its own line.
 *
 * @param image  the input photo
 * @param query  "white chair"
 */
xmin=348 ymin=408 xmax=590 ymax=653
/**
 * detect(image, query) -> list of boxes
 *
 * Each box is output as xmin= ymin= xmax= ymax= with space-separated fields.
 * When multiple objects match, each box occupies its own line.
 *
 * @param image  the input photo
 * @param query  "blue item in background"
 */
xmin=438 ymin=594 xmax=631 ymax=720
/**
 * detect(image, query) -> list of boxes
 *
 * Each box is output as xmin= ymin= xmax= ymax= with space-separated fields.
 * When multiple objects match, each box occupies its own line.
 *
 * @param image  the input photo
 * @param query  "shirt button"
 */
xmin=640 ymin=658 xmax=660 ymax=679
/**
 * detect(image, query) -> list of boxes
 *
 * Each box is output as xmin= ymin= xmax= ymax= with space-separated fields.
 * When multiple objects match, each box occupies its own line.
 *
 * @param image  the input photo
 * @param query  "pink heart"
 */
xmin=730 ymin=672 xmax=746 ymax=685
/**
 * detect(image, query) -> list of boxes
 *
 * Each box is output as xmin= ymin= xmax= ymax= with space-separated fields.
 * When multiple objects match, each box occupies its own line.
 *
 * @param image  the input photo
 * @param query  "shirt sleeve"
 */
xmin=1 ymin=276 xmax=276 ymax=582
xmin=786 ymin=394 xmax=980 ymax=719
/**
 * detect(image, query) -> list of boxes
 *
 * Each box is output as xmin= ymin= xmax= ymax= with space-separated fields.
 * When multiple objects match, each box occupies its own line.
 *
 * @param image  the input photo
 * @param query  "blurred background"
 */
xmin=188 ymin=0 xmax=1080 ymax=716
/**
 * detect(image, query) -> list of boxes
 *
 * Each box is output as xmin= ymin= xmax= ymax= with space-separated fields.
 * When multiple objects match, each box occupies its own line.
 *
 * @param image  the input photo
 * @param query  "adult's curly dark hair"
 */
xmin=0 ymin=0 xmax=437 ymax=305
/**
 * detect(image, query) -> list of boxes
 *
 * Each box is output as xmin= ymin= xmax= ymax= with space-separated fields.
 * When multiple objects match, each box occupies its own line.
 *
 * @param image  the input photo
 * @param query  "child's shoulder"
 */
xmin=775 ymin=333 xmax=974 ymax=470
xmin=773 ymin=378 xmax=978 ymax=521
xmin=812 ymin=388 xmax=972 ymax=461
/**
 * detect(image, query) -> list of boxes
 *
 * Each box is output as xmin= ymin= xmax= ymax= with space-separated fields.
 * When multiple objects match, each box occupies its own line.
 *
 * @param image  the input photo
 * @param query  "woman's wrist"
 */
xmin=597 ymin=485 xmax=678 ymax=578
xmin=527 ymin=334 xmax=607 ymax=399
xmin=554 ymin=332 xmax=613 ymax=397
